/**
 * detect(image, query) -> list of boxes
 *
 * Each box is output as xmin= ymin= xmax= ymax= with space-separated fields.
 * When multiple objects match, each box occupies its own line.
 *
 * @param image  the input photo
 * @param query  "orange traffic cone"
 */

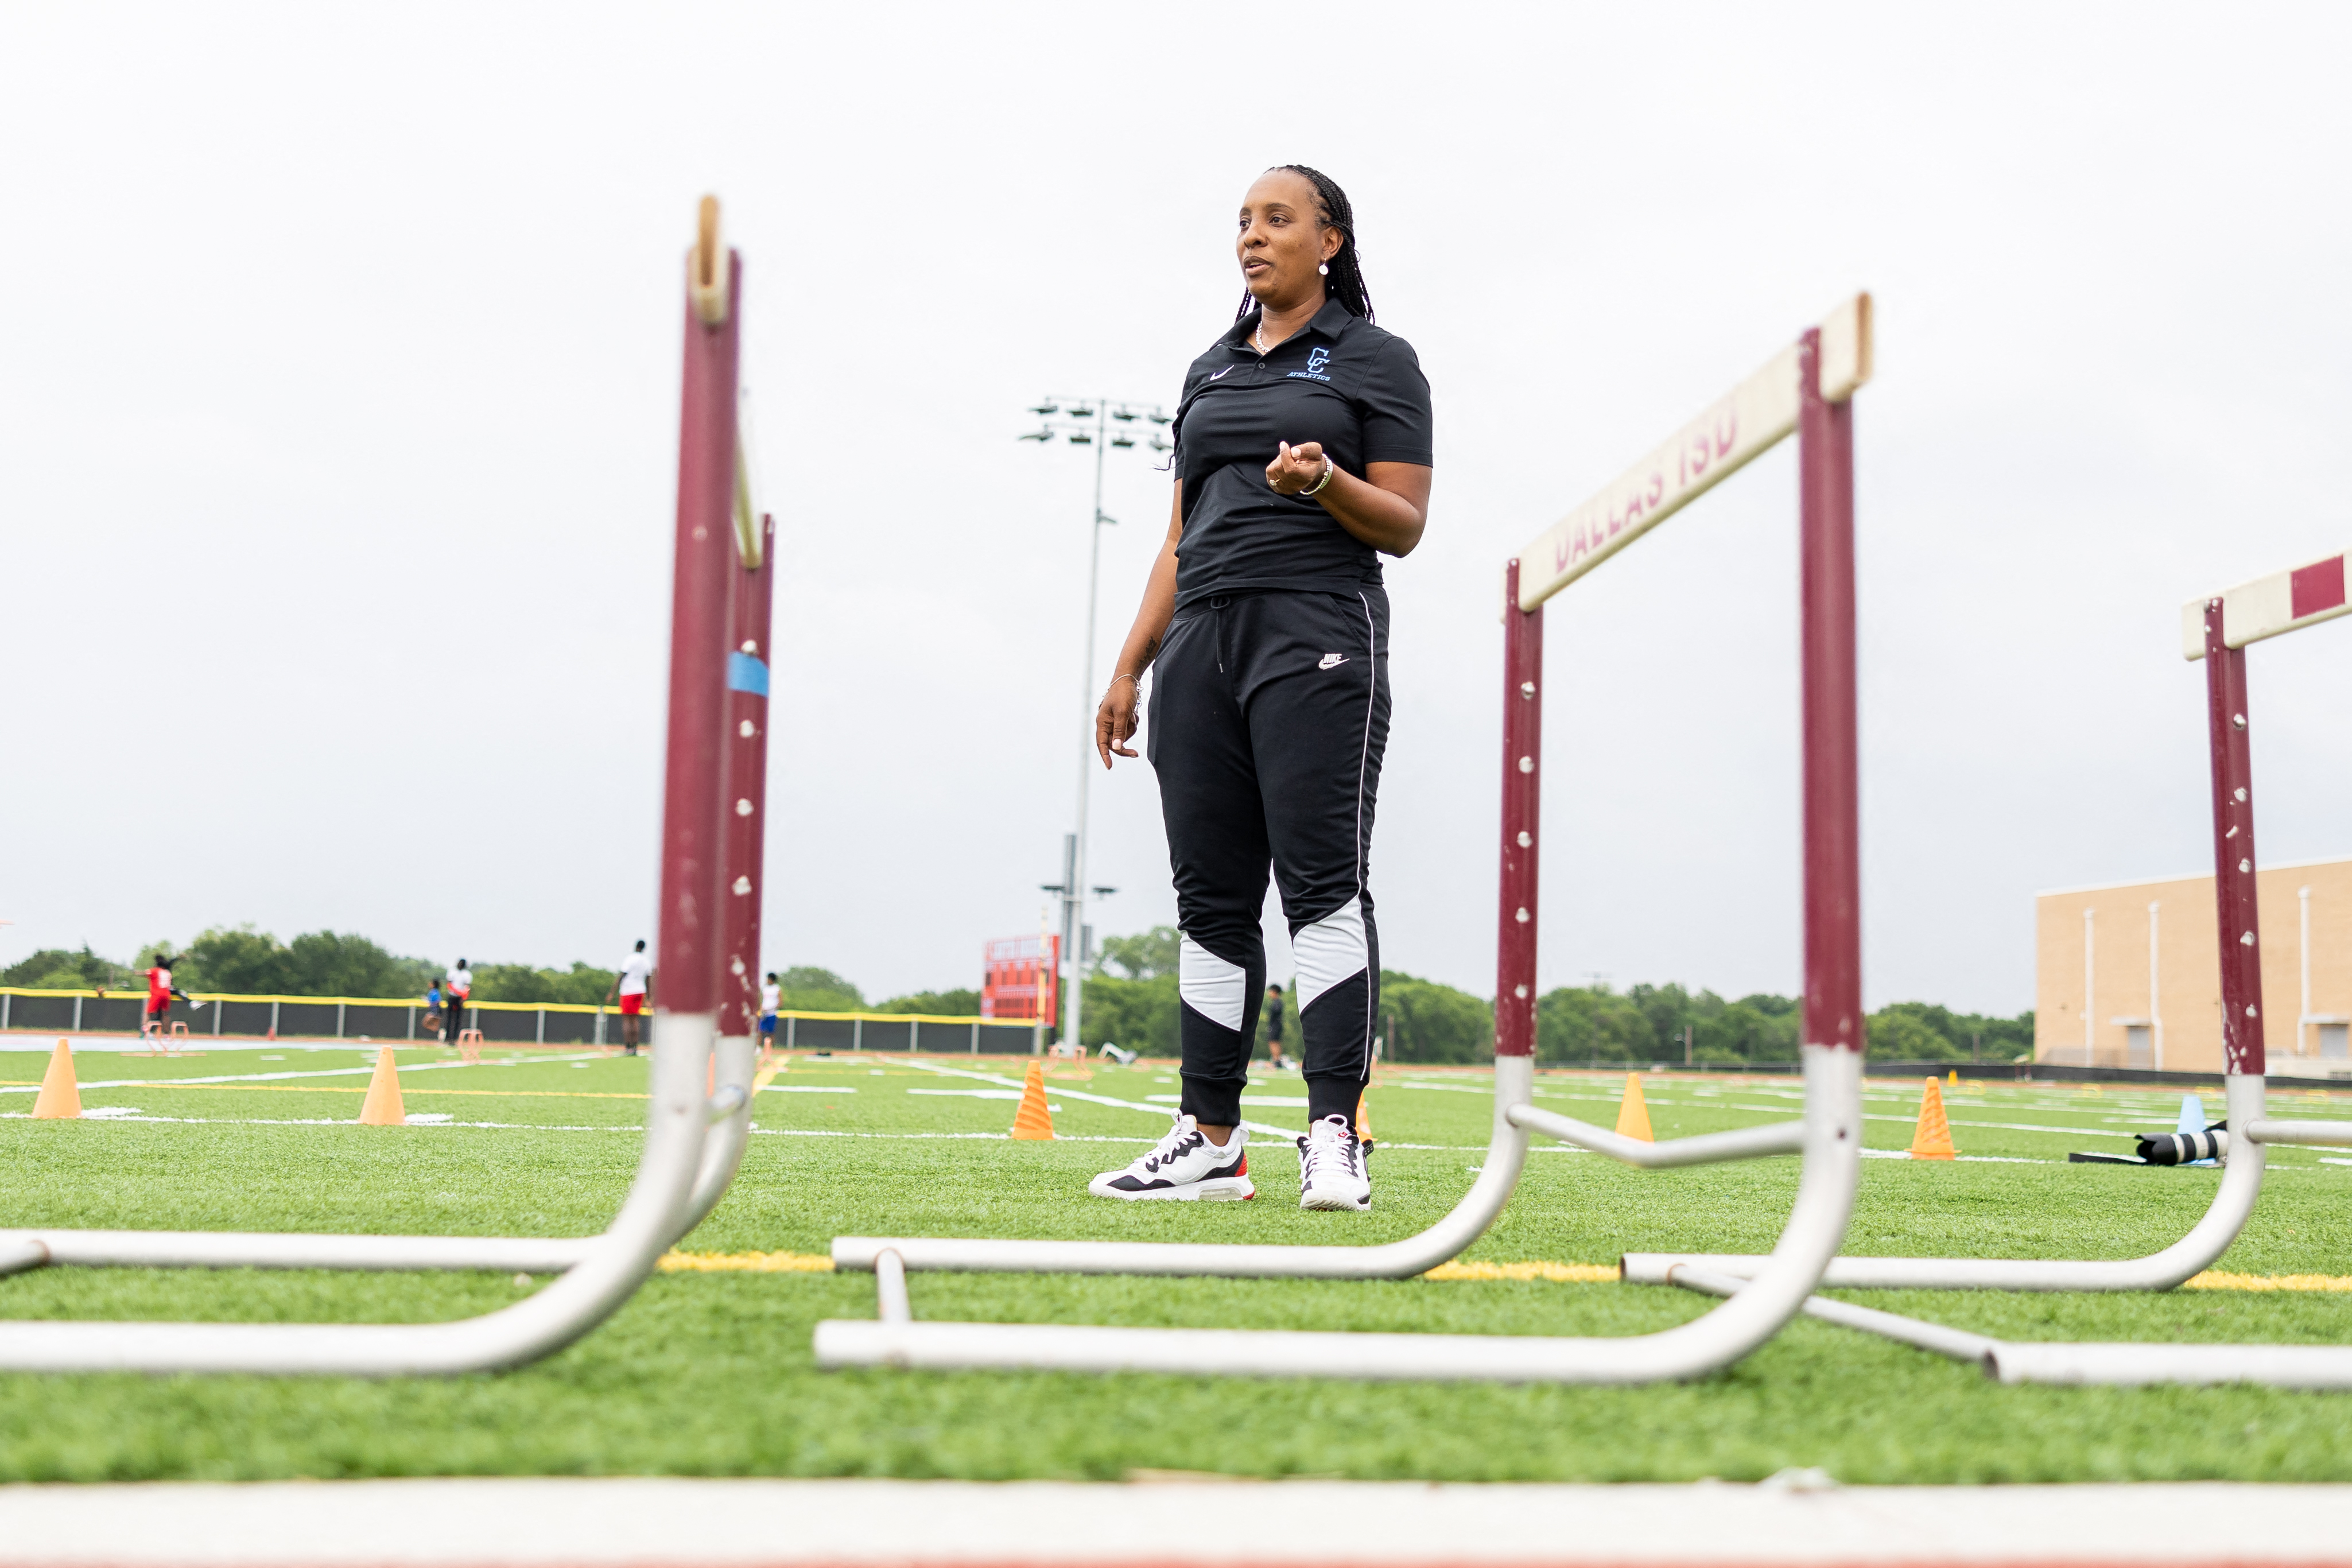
xmin=32 ymin=1039 xmax=81 ymax=1120
xmin=1354 ymin=1090 xmax=1372 ymax=1144
xmin=358 ymin=1046 xmax=406 ymax=1127
xmin=1009 ymin=1059 xmax=1055 ymax=1140
xmin=1908 ymin=1077 xmax=1957 ymax=1159
xmin=1614 ymin=1072 xmax=1654 ymax=1142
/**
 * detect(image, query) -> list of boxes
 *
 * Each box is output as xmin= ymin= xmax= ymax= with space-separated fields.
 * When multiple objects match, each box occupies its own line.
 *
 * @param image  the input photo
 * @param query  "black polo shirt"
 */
xmin=1169 ymin=298 xmax=1433 ymax=608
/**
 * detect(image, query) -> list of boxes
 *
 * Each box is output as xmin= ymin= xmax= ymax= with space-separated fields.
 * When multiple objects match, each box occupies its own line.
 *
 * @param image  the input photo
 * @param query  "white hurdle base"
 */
xmin=833 ymin=1056 xmax=1535 ymax=1280
xmin=817 ymin=1047 xmax=1865 ymax=1387
xmin=1625 ymin=1075 xmax=2278 ymax=1291
xmin=0 ymin=1034 xmax=758 ymax=1278
xmin=0 ymin=1012 xmax=716 ymax=1376
xmin=817 ymin=1318 xmax=1780 ymax=1384
xmin=1507 ymin=1104 xmax=1803 ymax=1167
xmin=1986 ymin=1341 xmax=2352 ymax=1390
xmin=1671 ymin=1264 xmax=2352 ymax=1391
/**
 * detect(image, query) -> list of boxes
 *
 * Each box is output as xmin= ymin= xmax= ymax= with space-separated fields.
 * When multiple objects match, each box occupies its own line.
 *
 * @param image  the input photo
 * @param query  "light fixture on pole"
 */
xmin=1023 ymin=395 xmax=1170 ymax=1053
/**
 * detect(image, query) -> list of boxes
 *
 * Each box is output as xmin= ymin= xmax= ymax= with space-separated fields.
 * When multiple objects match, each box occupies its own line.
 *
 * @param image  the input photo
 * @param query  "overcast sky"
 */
xmin=4 ymin=3 xmax=2347 ymax=1015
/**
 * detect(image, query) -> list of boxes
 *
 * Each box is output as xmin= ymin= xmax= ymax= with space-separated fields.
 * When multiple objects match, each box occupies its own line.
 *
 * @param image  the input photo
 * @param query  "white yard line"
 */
xmin=0 ymin=1110 xmax=1144 ymax=1143
xmin=2 ymin=1111 xmax=638 ymax=1132
xmin=1860 ymin=1148 xmax=2049 ymax=1164
xmin=0 ymin=1051 xmax=603 ymax=1095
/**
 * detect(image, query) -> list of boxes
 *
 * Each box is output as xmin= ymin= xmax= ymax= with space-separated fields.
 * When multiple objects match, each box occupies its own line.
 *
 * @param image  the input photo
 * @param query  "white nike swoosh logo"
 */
xmin=1209 ymin=367 xmax=1233 ymax=380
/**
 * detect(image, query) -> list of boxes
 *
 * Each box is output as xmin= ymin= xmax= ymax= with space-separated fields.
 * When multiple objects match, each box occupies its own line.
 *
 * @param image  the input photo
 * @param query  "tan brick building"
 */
xmin=2036 ymin=855 xmax=2352 ymax=1077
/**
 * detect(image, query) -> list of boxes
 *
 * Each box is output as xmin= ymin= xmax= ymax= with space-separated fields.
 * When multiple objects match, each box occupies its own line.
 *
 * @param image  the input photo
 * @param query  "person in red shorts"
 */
xmin=142 ymin=953 xmax=193 ymax=1041
xmin=606 ymin=939 xmax=652 ymax=1054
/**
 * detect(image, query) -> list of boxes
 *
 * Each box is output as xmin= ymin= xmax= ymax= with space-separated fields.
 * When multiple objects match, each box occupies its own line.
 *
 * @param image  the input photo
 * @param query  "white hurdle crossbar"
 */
xmin=817 ymin=295 xmax=1876 ymax=1382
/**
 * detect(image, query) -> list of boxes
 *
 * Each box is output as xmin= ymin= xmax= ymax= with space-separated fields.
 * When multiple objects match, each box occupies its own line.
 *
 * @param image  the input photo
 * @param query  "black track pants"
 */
xmin=1148 ymin=587 xmax=1390 ymax=1128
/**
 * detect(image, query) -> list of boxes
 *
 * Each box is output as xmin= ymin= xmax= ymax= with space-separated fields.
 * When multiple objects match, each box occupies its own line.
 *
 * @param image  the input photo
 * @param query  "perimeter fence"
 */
xmin=0 ymin=987 xmax=1042 ymax=1054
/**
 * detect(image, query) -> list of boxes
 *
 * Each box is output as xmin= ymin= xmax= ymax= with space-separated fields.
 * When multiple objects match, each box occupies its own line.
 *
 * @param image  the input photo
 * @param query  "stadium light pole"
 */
xmin=1023 ymin=395 xmax=1169 ymax=1051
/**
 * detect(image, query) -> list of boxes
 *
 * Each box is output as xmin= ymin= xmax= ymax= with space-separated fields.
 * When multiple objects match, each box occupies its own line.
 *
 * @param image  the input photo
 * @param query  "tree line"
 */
xmin=4 ymin=923 xmax=2030 ymax=1063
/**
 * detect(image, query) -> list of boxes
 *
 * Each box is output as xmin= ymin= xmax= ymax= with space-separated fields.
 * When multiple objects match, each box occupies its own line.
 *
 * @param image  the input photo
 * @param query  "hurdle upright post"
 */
xmin=1495 ymin=560 xmax=1543 ymax=1061
xmin=1796 ymin=328 xmax=1863 ymax=1057
xmin=2202 ymin=600 xmax=2265 ymax=1077
xmin=672 ymin=504 xmax=777 ymax=1236
xmin=659 ymin=196 xmax=742 ymax=1040
xmin=719 ymin=511 xmax=778 ymax=1042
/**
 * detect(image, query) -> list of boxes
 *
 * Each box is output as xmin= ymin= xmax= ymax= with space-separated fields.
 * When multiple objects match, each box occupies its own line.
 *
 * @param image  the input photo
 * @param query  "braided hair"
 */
xmin=1236 ymin=164 xmax=1375 ymax=325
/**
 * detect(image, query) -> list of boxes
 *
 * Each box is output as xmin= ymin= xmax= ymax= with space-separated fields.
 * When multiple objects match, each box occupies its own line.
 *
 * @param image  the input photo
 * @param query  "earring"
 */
xmin=1318 ymin=262 xmax=1330 ymax=276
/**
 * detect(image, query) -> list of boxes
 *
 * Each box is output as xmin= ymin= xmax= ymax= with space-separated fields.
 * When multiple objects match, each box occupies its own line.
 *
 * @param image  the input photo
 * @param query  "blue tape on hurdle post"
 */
xmin=726 ymin=651 xmax=769 ymax=697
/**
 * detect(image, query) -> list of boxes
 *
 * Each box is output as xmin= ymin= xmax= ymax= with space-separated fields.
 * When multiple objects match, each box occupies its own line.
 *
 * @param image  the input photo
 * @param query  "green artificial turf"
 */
xmin=2 ymin=1044 xmax=2349 ymax=1482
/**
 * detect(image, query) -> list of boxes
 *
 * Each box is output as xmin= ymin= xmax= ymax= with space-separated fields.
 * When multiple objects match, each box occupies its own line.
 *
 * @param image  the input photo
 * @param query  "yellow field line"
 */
xmin=2183 ymin=1270 xmax=2352 ymax=1293
xmin=1422 ymin=1259 xmax=1620 ymax=1283
xmin=658 ymin=1249 xmax=835 ymax=1272
xmin=645 ymin=1251 xmax=2352 ymax=1292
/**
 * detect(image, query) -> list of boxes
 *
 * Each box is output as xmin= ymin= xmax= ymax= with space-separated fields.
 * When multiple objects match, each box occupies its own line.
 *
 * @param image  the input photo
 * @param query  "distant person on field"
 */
xmin=142 ymin=953 xmax=193 ymax=1039
xmin=443 ymin=957 xmax=473 ymax=1045
xmin=607 ymin=939 xmax=653 ymax=1054
xmin=759 ymin=971 xmax=780 ymax=1051
xmin=1263 ymin=982 xmax=1288 ymax=1072
xmin=423 ymin=977 xmax=445 ymax=1038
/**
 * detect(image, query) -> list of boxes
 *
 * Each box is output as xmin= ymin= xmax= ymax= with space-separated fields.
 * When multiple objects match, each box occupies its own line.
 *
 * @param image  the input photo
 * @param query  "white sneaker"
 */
xmin=1297 ymin=1113 xmax=1371 ymax=1212
xmin=1089 ymin=1115 xmax=1254 ymax=1201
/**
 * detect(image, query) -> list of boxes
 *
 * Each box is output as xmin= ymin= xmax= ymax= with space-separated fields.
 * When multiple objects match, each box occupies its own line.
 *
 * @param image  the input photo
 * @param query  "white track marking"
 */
xmin=0 ymin=1111 xmax=1138 ymax=1143
xmin=1860 ymin=1148 xmax=2046 ymax=1163
xmin=895 ymin=1058 xmax=1296 ymax=1138
xmin=3 ymin=1476 xmax=2351 ymax=1567
xmin=0 ymin=1052 xmax=603 ymax=1095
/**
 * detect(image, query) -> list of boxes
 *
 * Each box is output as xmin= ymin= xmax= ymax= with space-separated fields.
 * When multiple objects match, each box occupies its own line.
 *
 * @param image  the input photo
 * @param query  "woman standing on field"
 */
xmin=1088 ymin=165 xmax=1432 ymax=1213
